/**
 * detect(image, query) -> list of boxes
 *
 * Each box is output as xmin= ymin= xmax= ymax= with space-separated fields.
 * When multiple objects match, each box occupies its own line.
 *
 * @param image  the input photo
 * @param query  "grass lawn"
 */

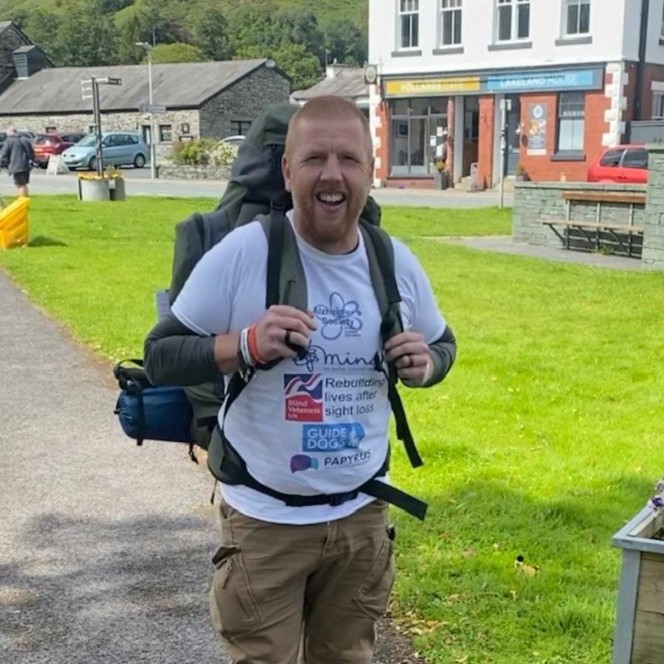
xmin=1 ymin=195 xmax=663 ymax=663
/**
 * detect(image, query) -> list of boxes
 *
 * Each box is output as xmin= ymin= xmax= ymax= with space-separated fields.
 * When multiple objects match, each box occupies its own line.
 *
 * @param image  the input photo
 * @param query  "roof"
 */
xmin=0 ymin=59 xmax=285 ymax=115
xmin=292 ymin=68 xmax=368 ymax=102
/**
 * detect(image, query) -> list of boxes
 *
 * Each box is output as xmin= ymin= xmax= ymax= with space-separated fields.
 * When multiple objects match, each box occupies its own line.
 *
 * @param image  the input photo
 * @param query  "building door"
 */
xmin=505 ymin=95 xmax=521 ymax=175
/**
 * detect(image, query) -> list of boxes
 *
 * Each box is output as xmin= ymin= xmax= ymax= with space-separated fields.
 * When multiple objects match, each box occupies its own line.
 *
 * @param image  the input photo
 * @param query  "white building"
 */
xmin=368 ymin=0 xmax=664 ymax=188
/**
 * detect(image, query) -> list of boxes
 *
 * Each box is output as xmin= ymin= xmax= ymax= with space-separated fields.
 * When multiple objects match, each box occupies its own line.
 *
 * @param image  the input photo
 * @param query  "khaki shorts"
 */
xmin=209 ymin=499 xmax=395 ymax=664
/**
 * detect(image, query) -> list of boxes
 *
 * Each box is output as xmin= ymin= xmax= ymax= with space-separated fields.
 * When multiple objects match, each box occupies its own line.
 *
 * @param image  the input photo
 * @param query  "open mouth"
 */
xmin=316 ymin=192 xmax=346 ymax=209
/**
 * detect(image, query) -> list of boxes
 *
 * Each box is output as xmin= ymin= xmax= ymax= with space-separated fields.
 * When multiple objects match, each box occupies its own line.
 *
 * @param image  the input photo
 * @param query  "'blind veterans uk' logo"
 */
xmin=284 ymin=374 xmax=323 ymax=422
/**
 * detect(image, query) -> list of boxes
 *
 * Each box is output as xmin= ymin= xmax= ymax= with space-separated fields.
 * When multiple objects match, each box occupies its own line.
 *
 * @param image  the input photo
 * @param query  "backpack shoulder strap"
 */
xmin=257 ymin=209 xmax=307 ymax=312
xmin=359 ymin=220 xmax=422 ymax=469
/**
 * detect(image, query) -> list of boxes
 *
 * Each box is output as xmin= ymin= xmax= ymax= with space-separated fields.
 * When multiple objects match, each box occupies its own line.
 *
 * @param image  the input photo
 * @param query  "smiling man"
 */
xmin=144 ymin=96 xmax=457 ymax=663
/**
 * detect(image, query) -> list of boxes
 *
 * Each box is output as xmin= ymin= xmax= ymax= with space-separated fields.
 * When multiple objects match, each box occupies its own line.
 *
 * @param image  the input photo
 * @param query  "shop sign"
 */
xmin=385 ymin=77 xmax=480 ymax=97
xmin=527 ymin=103 xmax=548 ymax=156
xmin=487 ymin=68 xmax=601 ymax=93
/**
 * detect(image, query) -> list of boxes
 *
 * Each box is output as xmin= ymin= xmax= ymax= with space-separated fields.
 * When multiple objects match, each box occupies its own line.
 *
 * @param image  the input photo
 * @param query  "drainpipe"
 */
xmin=632 ymin=0 xmax=649 ymax=130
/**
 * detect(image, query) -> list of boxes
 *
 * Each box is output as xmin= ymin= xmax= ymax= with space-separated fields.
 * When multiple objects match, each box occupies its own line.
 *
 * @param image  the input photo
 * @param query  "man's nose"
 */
xmin=320 ymin=154 xmax=342 ymax=181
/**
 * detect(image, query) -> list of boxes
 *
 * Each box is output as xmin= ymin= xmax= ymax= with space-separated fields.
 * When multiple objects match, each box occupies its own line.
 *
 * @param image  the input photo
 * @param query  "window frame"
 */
xmin=495 ymin=0 xmax=530 ymax=43
xmin=439 ymin=0 xmax=462 ymax=47
xmin=230 ymin=120 xmax=252 ymax=136
xmin=158 ymin=124 xmax=173 ymax=143
xmin=653 ymin=92 xmax=664 ymax=119
xmin=563 ymin=0 xmax=590 ymax=37
xmin=397 ymin=0 xmax=420 ymax=50
xmin=555 ymin=91 xmax=585 ymax=156
xmin=660 ymin=3 xmax=664 ymax=40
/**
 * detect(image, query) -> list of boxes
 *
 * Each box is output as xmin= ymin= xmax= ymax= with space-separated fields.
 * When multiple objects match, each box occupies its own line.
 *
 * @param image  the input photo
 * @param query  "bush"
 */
xmin=170 ymin=138 xmax=217 ymax=165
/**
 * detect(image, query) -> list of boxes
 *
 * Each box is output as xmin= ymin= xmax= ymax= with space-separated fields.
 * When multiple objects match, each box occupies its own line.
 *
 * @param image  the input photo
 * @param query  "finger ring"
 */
xmin=285 ymin=330 xmax=291 ymax=345
xmin=407 ymin=354 xmax=413 ymax=367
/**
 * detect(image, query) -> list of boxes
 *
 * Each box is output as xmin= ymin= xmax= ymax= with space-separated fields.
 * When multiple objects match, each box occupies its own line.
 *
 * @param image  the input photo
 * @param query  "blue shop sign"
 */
xmin=487 ymin=68 xmax=602 ymax=93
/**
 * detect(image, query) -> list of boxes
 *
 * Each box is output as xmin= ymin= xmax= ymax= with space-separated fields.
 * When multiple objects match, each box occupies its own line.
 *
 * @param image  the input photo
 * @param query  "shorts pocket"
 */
xmin=352 ymin=536 xmax=395 ymax=620
xmin=210 ymin=546 xmax=262 ymax=638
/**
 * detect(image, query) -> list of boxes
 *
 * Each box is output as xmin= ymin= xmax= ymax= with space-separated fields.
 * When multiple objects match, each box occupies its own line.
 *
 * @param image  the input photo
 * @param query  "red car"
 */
xmin=587 ymin=144 xmax=648 ymax=184
xmin=33 ymin=132 xmax=85 ymax=168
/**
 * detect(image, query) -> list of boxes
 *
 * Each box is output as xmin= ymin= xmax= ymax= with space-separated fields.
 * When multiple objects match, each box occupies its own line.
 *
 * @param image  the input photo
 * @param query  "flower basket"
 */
xmin=77 ymin=170 xmax=126 ymax=202
xmin=612 ymin=485 xmax=664 ymax=663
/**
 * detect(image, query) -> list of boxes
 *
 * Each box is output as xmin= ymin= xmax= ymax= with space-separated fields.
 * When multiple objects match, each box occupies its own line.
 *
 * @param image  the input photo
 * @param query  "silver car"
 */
xmin=62 ymin=131 xmax=150 ymax=171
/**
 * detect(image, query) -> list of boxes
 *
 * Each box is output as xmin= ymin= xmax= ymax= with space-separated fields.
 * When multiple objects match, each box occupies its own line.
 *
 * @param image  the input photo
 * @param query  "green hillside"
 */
xmin=0 ymin=0 xmax=368 ymax=90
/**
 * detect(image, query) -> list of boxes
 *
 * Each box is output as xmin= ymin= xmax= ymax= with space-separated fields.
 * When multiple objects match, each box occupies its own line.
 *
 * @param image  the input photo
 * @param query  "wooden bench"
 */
xmin=542 ymin=190 xmax=646 ymax=257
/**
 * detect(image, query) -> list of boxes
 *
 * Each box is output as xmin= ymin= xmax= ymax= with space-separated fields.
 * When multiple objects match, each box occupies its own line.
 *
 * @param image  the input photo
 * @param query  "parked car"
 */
xmin=0 ymin=130 xmax=39 ymax=152
xmin=587 ymin=144 xmax=648 ymax=184
xmin=62 ymin=131 xmax=149 ymax=171
xmin=218 ymin=135 xmax=245 ymax=148
xmin=33 ymin=133 xmax=83 ymax=168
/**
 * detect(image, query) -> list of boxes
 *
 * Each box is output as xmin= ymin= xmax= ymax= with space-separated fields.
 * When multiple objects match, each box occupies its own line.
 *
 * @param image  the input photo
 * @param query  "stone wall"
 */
xmin=199 ymin=66 xmax=290 ymax=139
xmin=513 ymin=181 xmax=648 ymax=248
xmin=643 ymin=145 xmax=664 ymax=270
xmin=0 ymin=110 xmax=200 ymax=160
xmin=158 ymin=164 xmax=231 ymax=180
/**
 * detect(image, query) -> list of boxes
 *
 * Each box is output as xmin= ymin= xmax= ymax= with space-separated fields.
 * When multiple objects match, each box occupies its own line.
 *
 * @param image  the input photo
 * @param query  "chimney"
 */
xmin=325 ymin=59 xmax=347 ymax=80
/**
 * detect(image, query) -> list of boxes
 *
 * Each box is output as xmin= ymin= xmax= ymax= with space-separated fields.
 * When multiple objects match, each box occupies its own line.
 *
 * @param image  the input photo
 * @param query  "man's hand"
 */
xmin=253 ymin=305 xmax=317 ymax=363
xmin=384 ymin=331 xmax=433 ymax=387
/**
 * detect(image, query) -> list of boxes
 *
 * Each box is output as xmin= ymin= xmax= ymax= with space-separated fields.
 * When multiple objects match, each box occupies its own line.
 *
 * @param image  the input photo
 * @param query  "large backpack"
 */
xmin=163 ymin=103 xmax=427 ymax=519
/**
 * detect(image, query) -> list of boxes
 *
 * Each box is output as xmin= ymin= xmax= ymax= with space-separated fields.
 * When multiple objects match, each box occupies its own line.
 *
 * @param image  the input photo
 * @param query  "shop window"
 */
xmin=439 ymin=0 xmax=462 ymax=47
xmin=159 ymin=124 xmax=173 ymax=143
xmin=397 ymin=0 xmax=419 ymax=50
xmin=230 ymin=120 xmax=251 ymax=135
xmin=563 ymin=0 xmax=590 ymax=36
xmin=496 ymin=0 xmax=530 ymax=42
xmin=389 ymin=97 xmax=446 ymax=177
xmin=556 ymin=91 xmax=585 ymax=154
xmin=652 ymin=92 xmax=664 ymax=119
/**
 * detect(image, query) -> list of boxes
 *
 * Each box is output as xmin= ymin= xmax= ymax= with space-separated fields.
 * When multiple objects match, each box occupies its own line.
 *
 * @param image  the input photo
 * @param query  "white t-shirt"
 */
xmin=172 ymin=214 xmax=446 ymax=525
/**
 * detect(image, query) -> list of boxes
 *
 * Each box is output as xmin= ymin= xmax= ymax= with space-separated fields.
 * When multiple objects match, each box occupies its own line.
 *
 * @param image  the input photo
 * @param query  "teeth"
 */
xmin=318 ymin=193 xmax=344 ymax=203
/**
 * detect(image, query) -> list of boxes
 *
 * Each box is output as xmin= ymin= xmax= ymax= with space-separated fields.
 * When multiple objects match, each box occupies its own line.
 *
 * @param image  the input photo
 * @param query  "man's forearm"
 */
xmin=423 ymin=325 xmax=457 ymax=388
xmin=143 ymin=313 xmax=238 ymax=386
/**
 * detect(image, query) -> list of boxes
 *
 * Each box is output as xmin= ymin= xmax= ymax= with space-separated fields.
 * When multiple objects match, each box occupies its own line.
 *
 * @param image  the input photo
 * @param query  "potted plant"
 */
xmin=77 ymin=167 xmax=125 ymax=202
xmin=515 ymin=163 xmax=529 ymax=182
xmin=433 ymin=160 xmax=448 ymax=190
xmin=611 ymin=478 xmax=664 ymax=663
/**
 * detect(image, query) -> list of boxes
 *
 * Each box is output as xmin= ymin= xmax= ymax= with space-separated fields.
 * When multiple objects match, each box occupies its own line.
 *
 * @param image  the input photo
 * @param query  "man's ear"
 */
xmin=282 ymin=154 xmax=292 ymax=192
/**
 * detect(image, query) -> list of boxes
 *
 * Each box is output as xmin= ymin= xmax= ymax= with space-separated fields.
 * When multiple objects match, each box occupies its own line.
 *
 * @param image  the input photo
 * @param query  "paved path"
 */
xmin=0 ymin=271 xmax=227 ymax=663
xmin=0 ymin=271 xmax=420 ymax=664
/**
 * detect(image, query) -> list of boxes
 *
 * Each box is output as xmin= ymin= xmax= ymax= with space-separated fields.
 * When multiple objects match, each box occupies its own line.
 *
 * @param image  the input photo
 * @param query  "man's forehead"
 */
xmin=289 ymin=116 xmax=371 ymax=153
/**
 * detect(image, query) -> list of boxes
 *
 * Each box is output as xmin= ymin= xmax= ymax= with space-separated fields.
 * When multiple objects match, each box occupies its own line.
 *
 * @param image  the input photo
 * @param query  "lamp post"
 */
xmin=136 ymin=41 xmax=157 ymax=179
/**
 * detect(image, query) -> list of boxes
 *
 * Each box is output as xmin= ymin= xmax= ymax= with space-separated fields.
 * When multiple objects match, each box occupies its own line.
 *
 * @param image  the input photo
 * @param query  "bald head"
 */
xmin=285 ymin=96 xmax=373 ymax=161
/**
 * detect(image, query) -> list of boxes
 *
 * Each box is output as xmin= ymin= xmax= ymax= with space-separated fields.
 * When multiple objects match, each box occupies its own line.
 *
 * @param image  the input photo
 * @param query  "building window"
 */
xmin=230 ymin=120 xmax=251 ymax=136
xmin=653 ymin=92 xmax=664 ymax=119
xmin=496 ymin=0 xmax=530 ymax=42
xmin=159 ymin=124 xmax=173 ymax=143
xmin=660 ymin=3 xmax=664 ymax=39
xmin=439 ymin=0 xmax=462 ymax=46
xmin=180 ymin=122 xmax=190 ymax=134
xmin=398 ymin=0 xmax=419 ymax=49
xmin=556 ymin=92 xmax=585 ymax=153
xmin=564 ymin=0 xmax=590 ymax=36
xmin=390 ymin=97 xmax=447 ymax=177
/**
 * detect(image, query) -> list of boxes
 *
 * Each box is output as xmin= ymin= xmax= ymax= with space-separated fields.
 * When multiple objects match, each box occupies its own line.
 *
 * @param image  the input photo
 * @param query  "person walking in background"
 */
xmin=0 ymin=127 xmax=35 ymax=197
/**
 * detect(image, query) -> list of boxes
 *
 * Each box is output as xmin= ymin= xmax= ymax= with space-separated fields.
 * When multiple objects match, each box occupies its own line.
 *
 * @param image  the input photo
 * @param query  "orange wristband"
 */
xmin=247 ymin=324 xmax=267 ymax=365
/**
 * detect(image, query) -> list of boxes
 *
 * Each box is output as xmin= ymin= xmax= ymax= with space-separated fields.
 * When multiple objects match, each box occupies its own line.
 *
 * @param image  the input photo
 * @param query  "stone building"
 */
xmin=0 ymin=59 xmax=290 ymax=157
xmin=0 ymin=20 xmax=51 ymax=94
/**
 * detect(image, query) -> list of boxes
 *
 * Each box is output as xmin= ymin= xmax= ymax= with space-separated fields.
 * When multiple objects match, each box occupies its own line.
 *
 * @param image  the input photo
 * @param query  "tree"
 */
xmin=190 ymin=2 xmax=230 ymax=60
xmin=148 ymin=42 xmax=207 ymax=64
xmin=272 ymin=42 xmax=322 ymax=91
xmin=49 ymin=0 xmax=118 ymax=66
xmin=322 ymin=18 xmax=367 ymax=67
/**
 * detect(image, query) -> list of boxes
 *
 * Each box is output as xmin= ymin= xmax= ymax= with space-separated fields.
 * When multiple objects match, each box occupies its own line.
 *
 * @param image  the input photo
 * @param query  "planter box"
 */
xmin=612 ymin=507 xmax=664 ymax=663
xmin=77 ymin=178 xmax=126 ymax=202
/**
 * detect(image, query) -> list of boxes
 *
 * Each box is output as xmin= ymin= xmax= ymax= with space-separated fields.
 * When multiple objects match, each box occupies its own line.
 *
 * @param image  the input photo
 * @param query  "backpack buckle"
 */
xmin=328 ymin=490 xmax=360 ymax=507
